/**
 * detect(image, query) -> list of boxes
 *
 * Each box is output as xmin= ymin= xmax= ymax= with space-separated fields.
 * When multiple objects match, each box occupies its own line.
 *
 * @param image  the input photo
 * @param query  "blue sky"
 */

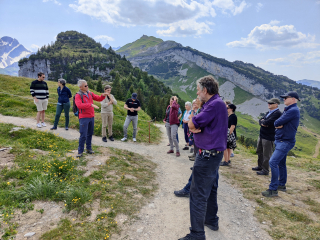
xmin=1 ymin=0 xmax=319 ymax=81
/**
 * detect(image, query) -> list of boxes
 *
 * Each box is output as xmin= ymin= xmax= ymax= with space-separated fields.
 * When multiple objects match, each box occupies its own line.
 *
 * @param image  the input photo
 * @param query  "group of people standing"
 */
xmin=30 ymin=72 xmax=141 ymax=158
xmin=30 ymin=72 xmax=301 ymax=239
xmin=162 ymin=75 xmax=300 ymax=240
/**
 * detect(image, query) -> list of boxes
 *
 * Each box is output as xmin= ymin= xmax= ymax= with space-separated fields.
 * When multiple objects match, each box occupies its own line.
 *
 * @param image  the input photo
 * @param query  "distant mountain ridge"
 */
xmin=116 ymin=35 xmax=320 ymax=122
xmin=297 ymin=79 xmax=320 ymax=89
xmin=103 ymin=43 xmax=122 ymax=51
xmin=0 ymin=36 xmax=31 ymax=69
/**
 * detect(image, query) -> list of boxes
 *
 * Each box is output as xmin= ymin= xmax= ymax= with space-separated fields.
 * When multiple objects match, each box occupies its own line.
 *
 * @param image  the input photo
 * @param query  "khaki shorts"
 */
xmin=34 ymin=99 xmax=48 ymax=111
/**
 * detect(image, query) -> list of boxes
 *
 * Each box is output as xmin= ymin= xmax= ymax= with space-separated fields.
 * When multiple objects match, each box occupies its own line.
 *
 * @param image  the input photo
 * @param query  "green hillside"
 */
xmin=116 ymin=35 xmax=163 ymax=58
xmin=0 ymin=74 xmax=161 ymax=143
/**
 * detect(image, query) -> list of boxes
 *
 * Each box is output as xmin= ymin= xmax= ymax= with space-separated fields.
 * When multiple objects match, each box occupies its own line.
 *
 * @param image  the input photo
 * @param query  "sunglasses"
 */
xmin=284 ymin=97 xmax=292 ymax=100
xmin=268 ymin=103 xmax=275 ymax=105
xmin=84 ymin=85 xmax=88 ymax=87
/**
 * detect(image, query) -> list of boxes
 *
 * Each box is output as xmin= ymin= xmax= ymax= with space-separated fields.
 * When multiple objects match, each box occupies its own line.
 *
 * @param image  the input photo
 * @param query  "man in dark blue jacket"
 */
xmin=252 ymin=98 xmax=281 ymax=175
xmin=262 ymin=91 xmax=300 ymax=197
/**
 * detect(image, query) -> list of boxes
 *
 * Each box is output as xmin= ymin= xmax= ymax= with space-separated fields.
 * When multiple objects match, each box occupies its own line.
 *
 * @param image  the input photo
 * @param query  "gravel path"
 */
xmin=0 ymin=114 xmax=272 ymax=240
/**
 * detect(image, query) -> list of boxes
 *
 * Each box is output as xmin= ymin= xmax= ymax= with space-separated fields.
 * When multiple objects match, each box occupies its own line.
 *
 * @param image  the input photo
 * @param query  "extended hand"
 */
xmin=275 ymin=125 xmax=283 ymax=129
xmin=101 ymin=93 xmax=108 ymax=97
xmin=190 ymin=128 xmax=201 ymax=133
xmin=92 ymin=104 xmax=99 ymax=109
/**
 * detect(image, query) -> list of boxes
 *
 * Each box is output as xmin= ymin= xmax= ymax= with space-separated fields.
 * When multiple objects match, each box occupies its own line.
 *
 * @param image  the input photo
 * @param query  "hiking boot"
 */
xmin=230 ymin=153 xmax=234 ymax=157
xmin=189 ymin=157 xmax=195 ymax=161
xmin=133 ymin=138 xmax=137 ymax=142
xmin=167 ymin=150 xmax=174 ymax=154
xmin=176 ymin=151 xmax=180 ymax=157
xmin=174 ymin=189 xmax=190 ymax=198
xmin=188 ymin=154 xmax=195 ymax=158
xmin=220 ymin=161 xmax=229 ymax=166
xmin=182 ymin=146 xmax=189 ymax=150
xmin=86 ymin=149 xmax=95 ymax=154
xmin=261 ymin=189 xmax=278 ymax=197
xmin=252 ymin=166 xmax=262 ymax=171
xmin=65 ymin=127 xmax=69 ymax=130
xmin=109 ymin=136 xmax=114 ymax=141
xmin=50 ymin=127 xmax=57 ymax=130
xmin=205 ymin=223 xmax=219 ymax=231
xmin=190 ymin=148 xmax=194 ymax=153
xmin=102 ymin=137 xmax=107 ymax=142
xmin=257 ymin=170 xmax=269 ymax=175
xmin=41 ymin=122 xmax=46 ymax=127
xmin=277 ymin=185 xmax=287 ymax=192
xmin=121 ymin=137 xmax=127 ymax=142
xmin=76 ymin=153 xmax=83 ymax=158
xmin=178 ymin=234 xmax=197 ymax=240
xmin=36 ymin=123 xmax=42 ymax=128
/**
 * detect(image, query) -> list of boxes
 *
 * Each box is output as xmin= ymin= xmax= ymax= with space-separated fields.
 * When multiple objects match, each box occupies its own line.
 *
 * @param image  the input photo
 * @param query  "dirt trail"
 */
xmin=0 ymin=114 xmax=272 ymax=240
xmin=301 ymin=127 xmax=320 ymax=158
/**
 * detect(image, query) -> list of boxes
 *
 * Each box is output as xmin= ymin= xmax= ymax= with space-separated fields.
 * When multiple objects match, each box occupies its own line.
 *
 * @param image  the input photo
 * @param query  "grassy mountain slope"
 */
xmin=117 ymin=35 xmax=163 ymax=58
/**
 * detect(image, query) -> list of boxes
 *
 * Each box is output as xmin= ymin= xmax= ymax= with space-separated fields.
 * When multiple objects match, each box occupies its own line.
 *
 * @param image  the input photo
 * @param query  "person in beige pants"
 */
xmin=101 ymin=85 xmax=117 ymax=142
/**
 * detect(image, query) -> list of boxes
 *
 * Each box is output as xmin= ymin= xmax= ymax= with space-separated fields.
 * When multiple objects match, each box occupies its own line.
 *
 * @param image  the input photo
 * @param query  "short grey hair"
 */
xmin=192 ymin=99 xmax=197 ymax=104
xmin=77 ymin=79 xmax=87 ymax=88
xmin=185 ymin=101 xmax=192 ymax=108
xmin=58 ymin=78 xmax=66 ymax=86
xmin=196 ymin=75 xmax=219 ymax=95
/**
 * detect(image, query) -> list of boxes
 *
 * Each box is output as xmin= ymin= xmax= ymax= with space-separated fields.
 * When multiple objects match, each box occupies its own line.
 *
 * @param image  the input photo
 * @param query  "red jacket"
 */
xmin=75 ymin=91 xmax=105 ymax=119
xmin=163 ymin=100 xmax=180 ymax=125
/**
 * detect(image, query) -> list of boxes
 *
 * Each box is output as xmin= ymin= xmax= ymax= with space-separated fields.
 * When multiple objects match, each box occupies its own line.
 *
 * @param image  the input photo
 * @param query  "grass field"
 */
xmin=221 ymin=145 xmax=320 ymax=240
xmin=0 ymin=122 xmax=157 ymax=239
xmin=0 ymin=74 xmax=161 ymax=144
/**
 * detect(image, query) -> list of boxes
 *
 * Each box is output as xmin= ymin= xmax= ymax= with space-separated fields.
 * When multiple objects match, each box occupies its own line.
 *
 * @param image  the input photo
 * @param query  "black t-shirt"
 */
xmin=126 ymin=99 xmax=141 ymax=116
xmin=228 ymin=114 xmax=237 ymax=138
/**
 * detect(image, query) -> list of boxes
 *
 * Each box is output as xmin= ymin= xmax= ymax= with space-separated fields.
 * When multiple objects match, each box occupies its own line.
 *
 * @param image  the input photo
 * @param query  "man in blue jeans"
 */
xmin=75 ymin=80 xmax=107 ymax=158
xmin=178 ymin=75 xmax=228 ymax=240
xmin=262 ymin=91 xmax=300 ymax=197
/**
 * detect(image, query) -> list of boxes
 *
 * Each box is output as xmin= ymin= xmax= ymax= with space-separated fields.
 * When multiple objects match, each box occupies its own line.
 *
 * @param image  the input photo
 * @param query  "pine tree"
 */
xmin=137 ymin=88 xmax=144 ymax=110
xmin=147 ymin=95 xmax=157 ymax=119
xmin=112 ymin=73 xmax=122 ymax=99
xmin=96 ymin=78 xmax=103 ymax=93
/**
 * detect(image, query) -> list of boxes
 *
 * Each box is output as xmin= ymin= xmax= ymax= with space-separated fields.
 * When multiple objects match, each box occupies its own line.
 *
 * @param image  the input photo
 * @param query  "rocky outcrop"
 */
xmin=18 ymin=59 xmax=51 ymax=80
xmin=19 ymin=59 xmax=111 ymax=80
xmin=129 ymin=48 xmax=272 ymax=100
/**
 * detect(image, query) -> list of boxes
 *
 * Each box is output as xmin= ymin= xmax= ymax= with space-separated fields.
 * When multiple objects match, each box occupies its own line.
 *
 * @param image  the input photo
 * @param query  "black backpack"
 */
xmin=72 ymin=91 xmax=93 ymax=117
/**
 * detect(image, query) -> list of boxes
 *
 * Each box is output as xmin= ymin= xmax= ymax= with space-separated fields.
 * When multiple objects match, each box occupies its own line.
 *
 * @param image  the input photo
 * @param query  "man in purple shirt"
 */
xmin=179 ymin=75 xmax=228 ymax=240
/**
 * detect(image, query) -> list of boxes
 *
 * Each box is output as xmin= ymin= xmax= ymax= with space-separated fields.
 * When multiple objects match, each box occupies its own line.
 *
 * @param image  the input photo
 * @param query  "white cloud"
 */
xmin=266 ymin=51 xmax=320 ymax=66
xmin=256 ymin=3 xmax=263 ymax=12
xmin=43 ymin=0 xmax=61 ymax=6
xmin=269 ymin=20 xmax=280 ymax=26
xmin=227 ymin=22 xmax=320 ymax=49
xmin=94 ymin=35 xmax=115 ymax=42
xmin=69 ymin=0 xmax=245 ymax=37
xmin=29 ymin=44 xmax=40 ymax=51
xmin=212 ymin=0 xmax=248 ymax=16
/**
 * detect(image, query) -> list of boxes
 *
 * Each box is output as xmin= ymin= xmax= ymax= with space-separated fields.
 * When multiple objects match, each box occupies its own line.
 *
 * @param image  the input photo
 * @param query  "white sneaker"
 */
xmin=121 ymin=137 xmax=127 ymax=142
xmin=133 ymin=138 xmax=136 ymax=142
xmin=37 ymin=123 xmax=42 ymax=128
xmin=41 ymin=122 xmax=46 ymax=127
